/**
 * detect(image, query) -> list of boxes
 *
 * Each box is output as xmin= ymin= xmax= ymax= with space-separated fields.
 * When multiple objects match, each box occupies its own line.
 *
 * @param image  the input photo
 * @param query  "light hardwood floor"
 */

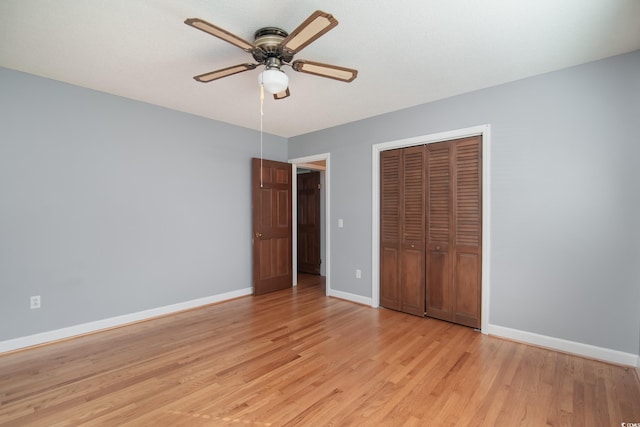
xmin=1 ymin=276 xmax=639 ymax=426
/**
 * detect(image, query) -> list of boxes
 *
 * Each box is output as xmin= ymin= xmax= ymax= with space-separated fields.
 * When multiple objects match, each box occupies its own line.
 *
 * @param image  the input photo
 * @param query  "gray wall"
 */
xmin=288 ymin=51 xmax=640 ymax=355
xmin=0 ymin=67 xmax=287 ymax=341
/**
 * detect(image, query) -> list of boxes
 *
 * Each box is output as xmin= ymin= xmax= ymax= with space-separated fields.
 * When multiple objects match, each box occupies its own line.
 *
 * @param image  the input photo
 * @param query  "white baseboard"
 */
xmin=328 ymin=289 xmax=373 ymax=307
xmin=488 ymin=324 xmax=640 ymax=368
xmin=0 ymin=288 xmax=253 ymax=354
xmin=4 ymin=296 xmax=639 ymax=373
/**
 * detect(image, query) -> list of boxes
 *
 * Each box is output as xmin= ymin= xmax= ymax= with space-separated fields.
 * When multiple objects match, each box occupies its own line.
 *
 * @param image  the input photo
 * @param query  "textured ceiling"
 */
xmin=1 ymin=0 xmax=639 ymax=137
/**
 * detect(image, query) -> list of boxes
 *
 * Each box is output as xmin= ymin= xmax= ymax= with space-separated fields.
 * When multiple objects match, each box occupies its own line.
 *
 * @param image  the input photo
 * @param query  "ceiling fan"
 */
xmin=184 ymin=10 xmax=358 ymax=100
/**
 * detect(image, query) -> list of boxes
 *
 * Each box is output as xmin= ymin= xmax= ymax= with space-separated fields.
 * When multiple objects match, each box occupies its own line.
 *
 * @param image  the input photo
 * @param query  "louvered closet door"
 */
xmin=426 ymin=136 xmax=482 ymax=328
xmin=380 ymin=147 xmax=426 ymax=316
xmin=380 ymin=149 xmax=401 ymax=311
xmin=452 ymin=137 xmax=482 ymax=328
xmin=426 ymin=143 xmax=453 ymax=322
xmin=399 ymin=146 xmax=426 ymax=316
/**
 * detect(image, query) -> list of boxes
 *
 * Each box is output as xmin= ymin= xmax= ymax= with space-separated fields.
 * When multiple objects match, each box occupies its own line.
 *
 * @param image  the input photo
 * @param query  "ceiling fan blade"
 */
xmin=273 ymin=88 xmax=290 ymax=100
xmin=280 ymin=10 xmax=338 ymax=55
xmin=292 ymin=60 xmax=358 ymax=82
xmin=193 ymin=63 xmax=258 ymax=83
xmin=185 ymin=18 xmax=256 ymax=53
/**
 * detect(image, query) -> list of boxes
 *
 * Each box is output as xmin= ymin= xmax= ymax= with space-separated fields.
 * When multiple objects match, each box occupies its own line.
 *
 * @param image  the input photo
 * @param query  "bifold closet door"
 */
xmin=426 ymin=136 xmax=482 ymax=328
xmin=425 ymin=143 xmax=452 ymax=322
xmin=380 ymin=146 xmax=426 ymax=316
xmin=380 ymin=149 xmax=401 ymax=311
xmin=400 ymin=146 xmax=426 ymax=316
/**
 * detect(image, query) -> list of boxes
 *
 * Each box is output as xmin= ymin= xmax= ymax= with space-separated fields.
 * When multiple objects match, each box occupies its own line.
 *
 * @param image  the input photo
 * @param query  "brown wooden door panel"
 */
xmin=380 ymin=246 xmax=400 ymax=310
xmin=297 ymin=171 xmax=321 ymax=274
xmin=400 ymin=247 xmax=425 ymax=316
xmin=402 ymin=147 xmax=426 ymax=244
xmin=452 ymin=136 xmax=482 ymax=328
xmin=257 ymin=237 xmax=291 ymax=276
xmin=455 ymin=139 xmax=482 ymax=249
xmin=426 ymin=249 xmax=452 ymax=321
xmin=425 ymin=136 xmax=482 ymax=328
xmin=252 ymin=158 xmax=292 ymax=295
xmin=400 ymin=146 xmax=426 ymax=316
xmin=297 ymin=232 xmax=309 ymax=268
xmin=453 ymin=251 xmax=481 ymax=327
xmin=381 ymin=147 xmax=426 ymax=316
xmin=426 ymin=142 xmax=452 ymax=321
xmin=380 ymin=149 xmax=401 ymax=311
xmin=426 ymin=144 xmax=451 ymax=247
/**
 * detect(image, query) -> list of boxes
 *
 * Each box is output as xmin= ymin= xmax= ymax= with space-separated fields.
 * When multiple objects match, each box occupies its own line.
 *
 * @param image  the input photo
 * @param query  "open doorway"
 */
xmin=290 ymin=154 xmax=330 ymax=295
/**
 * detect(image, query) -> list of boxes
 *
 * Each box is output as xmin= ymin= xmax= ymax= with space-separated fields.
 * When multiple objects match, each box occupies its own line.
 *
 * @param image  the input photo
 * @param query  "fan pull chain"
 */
xmin=260 ymin=81 xmax=264 ymax=188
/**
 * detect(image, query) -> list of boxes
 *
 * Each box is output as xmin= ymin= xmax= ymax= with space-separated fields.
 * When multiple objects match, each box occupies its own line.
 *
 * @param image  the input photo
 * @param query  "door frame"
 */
xmin=289 ymin=153 xmax=331 ymax=295
xmin=371 ymin=125 xmax=491 ymax=333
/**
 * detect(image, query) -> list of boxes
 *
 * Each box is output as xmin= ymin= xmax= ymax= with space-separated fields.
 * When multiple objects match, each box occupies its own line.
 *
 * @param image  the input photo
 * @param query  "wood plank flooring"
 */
xmin=1 ymin=276 xmax=639 ymax=426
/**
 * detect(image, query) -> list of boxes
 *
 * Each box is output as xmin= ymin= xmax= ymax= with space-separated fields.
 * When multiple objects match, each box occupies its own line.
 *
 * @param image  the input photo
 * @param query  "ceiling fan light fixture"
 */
xmin=259 ymin=68 xmax=289 ymax=95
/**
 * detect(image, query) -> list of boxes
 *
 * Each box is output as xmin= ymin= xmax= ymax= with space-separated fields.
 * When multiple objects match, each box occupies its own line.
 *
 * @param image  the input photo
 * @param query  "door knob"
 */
xmin=436 ymin=245 xmax=441 ymax=251
xmin=255 ymin=232 xmax=262 ymax=238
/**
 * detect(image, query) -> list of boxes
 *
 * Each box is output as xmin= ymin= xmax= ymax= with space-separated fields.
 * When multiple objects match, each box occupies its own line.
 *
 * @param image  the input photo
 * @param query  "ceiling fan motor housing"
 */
xmin=252 ymin=27 xmax=293 ymax=64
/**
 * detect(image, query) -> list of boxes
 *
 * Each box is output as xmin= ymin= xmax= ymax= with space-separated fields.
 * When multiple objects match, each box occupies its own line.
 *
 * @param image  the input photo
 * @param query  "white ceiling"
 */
xmin=1 ymin=1 xmax=639 ymax=137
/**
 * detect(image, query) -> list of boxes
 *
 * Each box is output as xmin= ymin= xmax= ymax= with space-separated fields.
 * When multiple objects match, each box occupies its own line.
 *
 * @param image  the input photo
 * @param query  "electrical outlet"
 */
xmin=30 ymin=295 xmax=41 ymax=309
xmin=356 ymin=269 xmax=362 ymax=279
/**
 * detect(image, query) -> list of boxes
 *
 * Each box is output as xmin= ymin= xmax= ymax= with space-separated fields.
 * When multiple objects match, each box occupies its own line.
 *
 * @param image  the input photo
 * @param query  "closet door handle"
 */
xmin=436 ymin=245 xmax=441 ymax=251
xmin=255 ymin=232 xmax=262 ymax=238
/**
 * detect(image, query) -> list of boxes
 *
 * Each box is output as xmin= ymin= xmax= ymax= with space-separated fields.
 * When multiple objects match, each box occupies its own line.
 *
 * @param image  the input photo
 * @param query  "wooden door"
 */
xmin=297 ymin=171 xmax=321 ymax=274
xmin=399 ymin=146 xmax=426 ymax=316
xmin=380 ymin=146 xmax=426 ymax=316
xmin=451 ymin=137 xmax=482 ymax=328
xmin=380 ymin=149 xmax=401 ymax=310
xmin=426 ymin=136 xmax=482 ymax=328
xmin=425 ymin=142 xmax=453 ymax=322
xmin=252 ymin=158 xmax=292 ymax=295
